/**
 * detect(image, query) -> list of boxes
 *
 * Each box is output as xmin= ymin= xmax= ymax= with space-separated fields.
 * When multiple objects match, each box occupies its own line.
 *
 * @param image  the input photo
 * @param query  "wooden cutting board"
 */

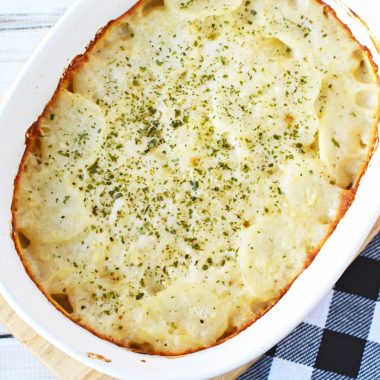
xmin=1 ymin=217 xmax=379 ymax=380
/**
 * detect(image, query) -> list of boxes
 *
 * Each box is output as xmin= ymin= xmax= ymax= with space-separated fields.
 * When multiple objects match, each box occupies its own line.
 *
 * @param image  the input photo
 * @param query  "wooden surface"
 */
xmin=0 ymin=217 xmax=379 ymax=380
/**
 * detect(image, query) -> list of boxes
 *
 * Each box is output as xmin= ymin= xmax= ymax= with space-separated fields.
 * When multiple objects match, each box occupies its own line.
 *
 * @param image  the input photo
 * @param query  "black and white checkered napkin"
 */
xmin=239 ymin=232 xmax=380 ymax=380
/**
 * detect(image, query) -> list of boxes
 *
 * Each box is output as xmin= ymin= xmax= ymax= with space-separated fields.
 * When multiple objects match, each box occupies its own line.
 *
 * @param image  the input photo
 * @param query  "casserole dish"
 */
xmin=0 ymin=0 xmax=379 ymax=378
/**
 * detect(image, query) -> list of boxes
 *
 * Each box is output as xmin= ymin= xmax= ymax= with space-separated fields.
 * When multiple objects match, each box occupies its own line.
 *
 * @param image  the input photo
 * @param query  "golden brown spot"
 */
xmin=65 ymin=77 xmax=74 ymax=93
xmin=87 ymin=353 xmax=112 ymax=363
xmin=284 ymin=114 xmax=294 ymax=124
xmin=142 ymin=0 xmax=164 ymax=15
xmin=243 ymin=220 xmax=251 ymax=228
xmin=190 ymin=157 xmax=200 ymax=167
xmin=17 ymin=231 xmax=30 ymax=249
xmin=51 ymin=294 xmax=73 ymax=314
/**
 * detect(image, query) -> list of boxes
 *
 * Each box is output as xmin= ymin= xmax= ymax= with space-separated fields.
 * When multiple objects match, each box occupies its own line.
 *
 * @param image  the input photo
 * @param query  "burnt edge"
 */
xmin=87 ymin=352 xmax=112 ymax=363
xmin=10 ymin=0 xmax=380 ymax=357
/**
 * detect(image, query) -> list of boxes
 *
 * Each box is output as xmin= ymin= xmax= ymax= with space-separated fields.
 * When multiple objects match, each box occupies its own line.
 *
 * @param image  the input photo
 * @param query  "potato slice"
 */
xmin=39 ymin=89 xmax=105 ymax=168
xmin=135 ymin=284 xmax=229 ymax=352
xmin=238 ymin=216 xmax=308 ymax=300
xmin=16 ymin=175 xmax=90 ymax=244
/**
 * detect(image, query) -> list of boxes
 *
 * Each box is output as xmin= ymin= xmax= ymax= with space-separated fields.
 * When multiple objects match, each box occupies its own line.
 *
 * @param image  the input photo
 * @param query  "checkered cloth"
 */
xmin=239 ymin=232 xmax=380 ymax=380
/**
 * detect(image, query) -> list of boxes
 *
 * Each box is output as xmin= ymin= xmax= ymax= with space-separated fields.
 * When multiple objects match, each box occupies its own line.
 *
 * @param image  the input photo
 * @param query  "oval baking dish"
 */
xmin=0 ymin=0 xmax=379 ymax=379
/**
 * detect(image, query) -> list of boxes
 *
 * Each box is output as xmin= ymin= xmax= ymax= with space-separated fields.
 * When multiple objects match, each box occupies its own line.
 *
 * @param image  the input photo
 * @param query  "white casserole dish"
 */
xmin=0 ymin=0 xmax=379 ymax=379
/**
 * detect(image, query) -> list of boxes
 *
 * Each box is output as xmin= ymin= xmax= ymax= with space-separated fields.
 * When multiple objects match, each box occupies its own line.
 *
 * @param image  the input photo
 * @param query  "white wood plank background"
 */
xmin=0 ymin=0 xmax=75 ymax=97
xmin=0 ymin=0 xmax=378 ymax=379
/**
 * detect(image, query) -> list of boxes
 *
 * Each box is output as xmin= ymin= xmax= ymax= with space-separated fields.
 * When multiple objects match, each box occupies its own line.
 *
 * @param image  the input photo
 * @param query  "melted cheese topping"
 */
xmin=13 ymin=0 xmax=379 ymax=354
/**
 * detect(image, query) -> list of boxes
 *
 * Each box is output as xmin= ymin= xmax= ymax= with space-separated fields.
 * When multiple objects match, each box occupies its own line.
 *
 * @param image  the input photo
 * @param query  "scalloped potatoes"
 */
xmin=12 ymin=0 xmax=379 ymax=355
